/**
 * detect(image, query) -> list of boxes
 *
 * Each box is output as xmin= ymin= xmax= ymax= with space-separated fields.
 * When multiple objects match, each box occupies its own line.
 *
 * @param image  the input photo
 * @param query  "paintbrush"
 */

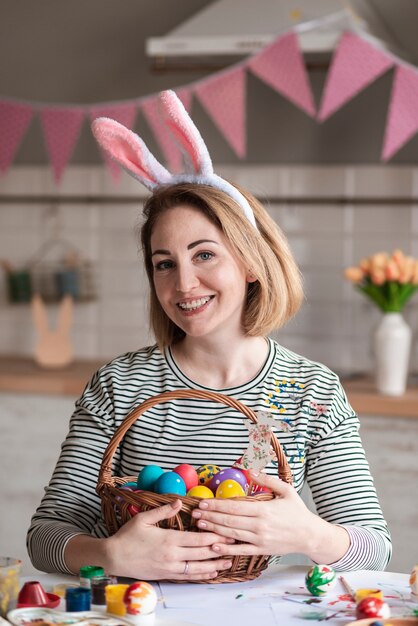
xmin=339 ymin=575 xmax=356 ymax=601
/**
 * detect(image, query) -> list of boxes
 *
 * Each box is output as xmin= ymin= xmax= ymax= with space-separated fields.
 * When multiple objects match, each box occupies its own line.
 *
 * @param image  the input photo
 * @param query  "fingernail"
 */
xmin=223 ymin=561 xmax=232 ymax=568
xmin=192 ymin=510 xmax=202 ymax=518
xmin=249 ymin=470 xmax=260 ymax=477
xmin=212 ymin=544 xmax=221 ymax=552
xmin=198 ymin=520 xmax=207 ymax=528
xmin=199 ymin=502 xmax=209 ymax=509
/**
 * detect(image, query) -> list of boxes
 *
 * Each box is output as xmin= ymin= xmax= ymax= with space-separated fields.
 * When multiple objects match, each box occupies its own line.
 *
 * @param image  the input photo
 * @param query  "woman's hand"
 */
xmin=104 ymin=499 xmax=234 ymax=581
xmin=190 ymin=471 xmax=349 ymax=564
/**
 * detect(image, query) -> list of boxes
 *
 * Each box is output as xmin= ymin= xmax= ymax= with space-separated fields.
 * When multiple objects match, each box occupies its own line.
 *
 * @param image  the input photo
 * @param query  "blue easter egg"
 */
xmin=137 ymin=465 xmax=164 ymax=491
xmin=208 ymin=467 xmax=247 ymax=493
xmin=154 ymin=471 xmax=187 ymax=496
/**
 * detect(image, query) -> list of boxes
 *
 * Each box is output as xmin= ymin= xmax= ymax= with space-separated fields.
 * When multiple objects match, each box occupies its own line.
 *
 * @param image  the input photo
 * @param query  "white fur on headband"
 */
xmin=91 ymin=90 xmax=257 ymax=229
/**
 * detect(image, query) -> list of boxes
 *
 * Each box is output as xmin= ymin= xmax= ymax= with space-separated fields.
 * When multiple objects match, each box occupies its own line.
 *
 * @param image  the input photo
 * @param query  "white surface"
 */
xmin=17 ymin=566 xmax=415 ymax=626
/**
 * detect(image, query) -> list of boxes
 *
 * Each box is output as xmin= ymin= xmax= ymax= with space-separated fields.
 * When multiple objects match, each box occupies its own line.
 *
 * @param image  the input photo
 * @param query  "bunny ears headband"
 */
xmin=91 ymin=90 xmax=257 ymax=229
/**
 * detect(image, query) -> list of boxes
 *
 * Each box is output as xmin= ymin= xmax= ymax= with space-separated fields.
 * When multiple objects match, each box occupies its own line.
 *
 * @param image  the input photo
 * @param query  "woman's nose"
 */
xmin=175 ymin=263 xmax=199 ymax=292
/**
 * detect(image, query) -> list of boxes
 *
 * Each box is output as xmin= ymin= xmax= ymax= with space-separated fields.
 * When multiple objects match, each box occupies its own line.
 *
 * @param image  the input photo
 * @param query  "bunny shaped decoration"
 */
xmin=31 ymin=294 xmax=74 ymax=368
xmin=91 ymin=90 xmax=258 ymax=229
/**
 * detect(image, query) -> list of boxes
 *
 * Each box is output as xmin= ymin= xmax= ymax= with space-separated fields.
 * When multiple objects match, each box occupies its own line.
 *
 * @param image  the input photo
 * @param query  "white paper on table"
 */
xmin=158 ymin=606 xmax=276 ymax=626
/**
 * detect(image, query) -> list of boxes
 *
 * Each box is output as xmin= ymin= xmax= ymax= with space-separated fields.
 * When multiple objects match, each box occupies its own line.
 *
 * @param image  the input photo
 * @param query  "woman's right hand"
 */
xmin=104 ymin=499 xmax=234 ymax=581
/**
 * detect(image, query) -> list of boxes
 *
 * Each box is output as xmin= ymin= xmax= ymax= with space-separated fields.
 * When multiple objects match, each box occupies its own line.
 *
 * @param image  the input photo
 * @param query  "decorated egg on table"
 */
xmin=305 ymin=565 xmax=336 ymax=596
xmin=154 ymin=471 xmax=187 ymax=496
xmin=187 ymin=485 xmax=214 ymax=498
xmin=127 ymin=503 xmax=141 ymax=516
xmin=410 ymin=564 xmax=418 ymax=597
xmin=208 ymin=467 xmax=247 ymax=493
xmin=216 ymin=479 xmax=246 ymax=498
xmin=137 ymin=465 xmax=164 ymax=491
xmin=123 ymin=581 xmax=158 ymax=616
xmin=355 ymin=597 xmax=390 ymax=620
xmin=196 ymin=464 xmax=221 ymax=486
xmin=173 ymin=464 xmax=199 ymax=492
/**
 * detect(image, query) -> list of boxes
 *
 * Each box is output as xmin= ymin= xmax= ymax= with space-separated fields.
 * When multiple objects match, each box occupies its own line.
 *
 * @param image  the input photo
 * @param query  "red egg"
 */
xmin=356 ymin=597 xmax=390 ymax=620
xmin=173 ymin=464 xmax=199 ymax=492
xmin=127 ymin=503 xmax=140 ymax=516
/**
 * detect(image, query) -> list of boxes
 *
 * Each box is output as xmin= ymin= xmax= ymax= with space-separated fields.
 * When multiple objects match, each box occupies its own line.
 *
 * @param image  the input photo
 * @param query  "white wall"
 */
xmin=1 ymin=164 xmax=417 ymax=375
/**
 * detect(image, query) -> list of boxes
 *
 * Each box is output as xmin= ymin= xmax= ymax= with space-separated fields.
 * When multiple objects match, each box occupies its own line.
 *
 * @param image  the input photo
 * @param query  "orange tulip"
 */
xmin=344 ymin=267 xmax=363 ymax=283
xmin=386 ymin=259 xmax=400 ymax=281
xmin=370 ymin=268 xmax=386 ymax=285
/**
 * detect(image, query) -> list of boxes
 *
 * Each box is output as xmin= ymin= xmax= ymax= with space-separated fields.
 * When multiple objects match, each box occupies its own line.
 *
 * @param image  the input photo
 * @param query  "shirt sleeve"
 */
xmin=26 ymin=371 xmax=120 ymax=574
xmin=305 ymin=377 xmax=392 ymax=571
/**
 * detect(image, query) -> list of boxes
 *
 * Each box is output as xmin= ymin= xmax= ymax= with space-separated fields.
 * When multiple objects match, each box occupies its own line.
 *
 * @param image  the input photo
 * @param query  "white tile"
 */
xmin=99 ymin=263 xmax=148 ymax=297
xmin=100 ymin=229 xmax=141 ymax=263
xmin=100 ymin=204 xmax=145 ymax=230
xmin=98 ymin=326 xmax=154 ymax=360
xmin=269 ymin=204 xmax=345 ymax=233
xmin=351 ymin=166 xmax=413 ymax=198
xmin=99 ymin=296 xmax=148 ymax=329
xmin=353 ymin=205 xmax=412 ymax=234
xmin=302 ymin=268 xmax=346 ymax=302
xmin=283 ymin=302 xmax=351 ymax=337
xmin=288 ymin=167 xmax=346 ymax=197
xmin=288 ymin=234 xmax=345 ymax=268
xmin=352 ymin=235 xmax=412 ymax=261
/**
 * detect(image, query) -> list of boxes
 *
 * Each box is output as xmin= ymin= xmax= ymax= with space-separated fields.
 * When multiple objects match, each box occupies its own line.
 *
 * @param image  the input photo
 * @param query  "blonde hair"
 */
xmin=140 ymin=183 xmax=303 ymax=348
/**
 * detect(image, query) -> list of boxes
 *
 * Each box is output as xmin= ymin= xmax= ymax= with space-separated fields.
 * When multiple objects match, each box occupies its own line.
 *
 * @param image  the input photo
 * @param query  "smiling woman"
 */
xmin=27 ymin=90 xmax=392 ymax=582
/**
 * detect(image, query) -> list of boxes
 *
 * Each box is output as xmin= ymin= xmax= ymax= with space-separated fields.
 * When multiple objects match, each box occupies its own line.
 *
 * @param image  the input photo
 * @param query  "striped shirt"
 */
xmin=27 ymin=338 xmax=391 ymax=573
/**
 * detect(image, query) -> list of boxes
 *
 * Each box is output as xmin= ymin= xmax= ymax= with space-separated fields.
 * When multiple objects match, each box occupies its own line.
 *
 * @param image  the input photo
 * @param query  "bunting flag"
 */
xmin=382 ymin=65 xmax=418 ymax=160
xmin=89 ymin=103 xmax=137 ymax=181
xmin=0 ymin=101 xmax=33 ymax=174
xmin=194 ymin=67 xmax=246 ymax=158
xmin=40 ymin=107 xmax=85 ymax=183
xmin=318 ymin=32 xmax=394 ymax=121
xmin=141 ymin=96 xmax=183 ymax=172
xmin=248 ymin=32 xmax=316 ymax=118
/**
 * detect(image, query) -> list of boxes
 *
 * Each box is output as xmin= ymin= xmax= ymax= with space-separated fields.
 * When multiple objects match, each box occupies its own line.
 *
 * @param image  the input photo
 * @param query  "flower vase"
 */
xmin=373 ymin=312 xmax=412 ymax=396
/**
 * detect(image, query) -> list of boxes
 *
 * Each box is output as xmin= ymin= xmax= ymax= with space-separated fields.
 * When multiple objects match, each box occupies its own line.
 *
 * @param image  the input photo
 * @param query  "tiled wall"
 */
xmin=1 ymin=165 xmax=417 ymax=375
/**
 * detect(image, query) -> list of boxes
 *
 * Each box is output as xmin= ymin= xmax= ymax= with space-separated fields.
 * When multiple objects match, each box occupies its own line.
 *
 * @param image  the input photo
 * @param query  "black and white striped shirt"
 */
xmin=27 ymin=338 xmax=391 ymax=574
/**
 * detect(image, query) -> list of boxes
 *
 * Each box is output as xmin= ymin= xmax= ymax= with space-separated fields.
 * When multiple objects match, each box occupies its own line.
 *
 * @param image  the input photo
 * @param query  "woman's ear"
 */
xmin=246 ymin=271 xmax=258 ymax=283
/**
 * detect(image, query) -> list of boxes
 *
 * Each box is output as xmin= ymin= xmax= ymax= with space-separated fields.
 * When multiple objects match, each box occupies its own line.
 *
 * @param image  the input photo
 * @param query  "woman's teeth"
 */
xmin=178 ymin=297 xmax=211 ymax=311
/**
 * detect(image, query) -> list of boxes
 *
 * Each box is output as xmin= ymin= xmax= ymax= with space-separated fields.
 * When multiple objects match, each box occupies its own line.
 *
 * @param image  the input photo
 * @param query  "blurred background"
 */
xmin=0 ymin=0 xmax=417 ymax=574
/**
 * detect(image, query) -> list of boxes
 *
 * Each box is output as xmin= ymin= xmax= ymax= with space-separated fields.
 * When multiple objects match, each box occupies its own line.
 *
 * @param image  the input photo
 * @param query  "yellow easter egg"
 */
xmin=187 ymin=485 xmax=214 ymax=498
xmin=216 ymin=479 xmax=246 ymax=498
xmin=196 ymin=464 xmax=221 ymax=486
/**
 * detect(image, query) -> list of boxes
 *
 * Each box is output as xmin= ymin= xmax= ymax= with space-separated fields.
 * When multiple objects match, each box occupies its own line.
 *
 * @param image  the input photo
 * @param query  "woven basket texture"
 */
xmin=96 ymin=389 xmax=292 ymax=583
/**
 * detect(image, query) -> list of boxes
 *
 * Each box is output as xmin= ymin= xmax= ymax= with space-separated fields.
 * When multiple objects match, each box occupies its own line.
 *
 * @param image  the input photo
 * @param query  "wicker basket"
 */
xmin=96 ymin=389 xmax=292 ymax=583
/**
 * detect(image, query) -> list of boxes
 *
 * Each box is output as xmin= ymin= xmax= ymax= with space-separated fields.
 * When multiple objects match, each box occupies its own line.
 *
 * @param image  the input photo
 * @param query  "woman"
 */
xmin=27 ymin=92 xmax=391 ymax=581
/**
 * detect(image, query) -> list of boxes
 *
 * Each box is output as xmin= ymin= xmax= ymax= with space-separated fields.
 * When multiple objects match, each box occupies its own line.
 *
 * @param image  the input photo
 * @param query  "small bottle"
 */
xmin=66 ymin=587 xmax=91 ymax=611
xmin=79 ymin=565 xmax=105 ymax=588
xmin=91 ymin=575 xmax=117 ymax=606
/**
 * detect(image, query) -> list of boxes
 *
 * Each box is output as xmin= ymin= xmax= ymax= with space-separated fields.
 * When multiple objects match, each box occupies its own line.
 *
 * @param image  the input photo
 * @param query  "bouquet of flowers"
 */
xmin=344 ymin=249 xmax=418 ymax=312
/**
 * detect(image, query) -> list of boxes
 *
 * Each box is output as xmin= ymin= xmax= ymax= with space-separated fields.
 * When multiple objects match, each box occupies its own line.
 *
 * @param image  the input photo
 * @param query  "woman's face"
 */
xmin=150 ymin=205 xmax=250 ymax=342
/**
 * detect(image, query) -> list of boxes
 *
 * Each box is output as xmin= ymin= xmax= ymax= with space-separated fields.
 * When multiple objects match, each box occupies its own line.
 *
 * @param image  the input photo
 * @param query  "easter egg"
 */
xmin=154 ymin=471 xmax=187 ymax=496
xmin=410 ymin=564 xmax=418 ymax=597
xmin=187 ymin=485 xmax=214 ymax=498
xmin=356 ymin=597 xmax=390 ymax=620
xmin=173 ymin=464 xmax=199 ymax=492
xmin=208 ymin=467 xmax=247 ymax=493
xmin=233 ymin=459 xmax=272 ymax=495
xmin=196 ymin=464 xmax=221 ymax=486
xmin=216 ymin=479 xmax=246 ymax=498
xmin=123 ymin=581 xmax=158 ymax=615
xmin=137 ymin=465 xmax=164 ymax=491
xmin=127 ymin=503 xmax=140 ymax=516
xmin=305 ymin=565 xmax=336 ymax=596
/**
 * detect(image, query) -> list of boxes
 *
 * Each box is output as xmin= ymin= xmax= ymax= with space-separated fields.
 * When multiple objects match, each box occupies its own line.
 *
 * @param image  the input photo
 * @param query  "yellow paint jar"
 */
xmin=354 ymin=588 xmax=383 ymax=603
xmin=0 ymin=558 xmax=22 ymax=617
xmin=105 ymin=584 xmax=129 ymax=616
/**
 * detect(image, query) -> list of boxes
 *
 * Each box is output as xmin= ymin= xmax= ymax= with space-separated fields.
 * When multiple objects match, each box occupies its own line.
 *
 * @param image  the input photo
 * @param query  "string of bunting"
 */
xmin=1 ymin=18 xmax=418 ymax=185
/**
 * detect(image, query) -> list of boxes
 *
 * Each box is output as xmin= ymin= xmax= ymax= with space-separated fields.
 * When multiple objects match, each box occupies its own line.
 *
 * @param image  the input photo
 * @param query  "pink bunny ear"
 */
xmin=91 ymin=117 xmax=172 ymax=190
xmin=159 ymin=90 xmax=213 ymax=177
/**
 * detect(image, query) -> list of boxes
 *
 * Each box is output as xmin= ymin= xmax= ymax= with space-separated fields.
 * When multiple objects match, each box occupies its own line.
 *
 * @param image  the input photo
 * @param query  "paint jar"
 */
xmin=56 ymin=269 xmax=79 ymax=299
xmin=7 ymin=270 xmax=32 ymax=303
xmin=79 ymin=565 xmax=105 ymax=588
xmin=65 ymin=587 xmax=91 ymax=611
xmin=105 ymin=584 xmax=129 ymax=616
xmin=52 ymin=583 xmax=79 ymax=599
xmin=91 ymin=575 xmax=117 ymax=606
xmin=0 ymin=558 xmax=21 ymax=617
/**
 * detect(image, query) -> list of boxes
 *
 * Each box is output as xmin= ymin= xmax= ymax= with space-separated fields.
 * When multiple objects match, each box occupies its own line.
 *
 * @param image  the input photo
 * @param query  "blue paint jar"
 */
xmin=65 ymin=587 xmax=91 ymax=611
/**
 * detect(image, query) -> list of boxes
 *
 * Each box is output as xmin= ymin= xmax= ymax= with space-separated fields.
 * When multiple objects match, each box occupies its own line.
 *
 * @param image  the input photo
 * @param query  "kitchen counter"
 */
xmin=0 ymin=356 xmax=417 ymax=417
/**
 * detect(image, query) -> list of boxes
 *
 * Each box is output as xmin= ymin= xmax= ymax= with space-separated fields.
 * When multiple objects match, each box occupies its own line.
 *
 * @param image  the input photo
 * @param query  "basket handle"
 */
xmin=98 ymin=389 xmax=293 ymax=488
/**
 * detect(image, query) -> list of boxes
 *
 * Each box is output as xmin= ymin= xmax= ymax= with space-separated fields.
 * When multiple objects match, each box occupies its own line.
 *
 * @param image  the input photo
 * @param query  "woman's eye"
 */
xmin=154 ymin=260 xmax=174 ymax=271
xmin=196 ymin=251 xmax=214 ymax=261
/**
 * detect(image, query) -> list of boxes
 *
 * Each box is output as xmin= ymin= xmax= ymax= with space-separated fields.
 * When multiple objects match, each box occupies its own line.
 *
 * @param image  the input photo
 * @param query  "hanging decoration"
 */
xmin=1 ymin=16 xmax=418 ymax=185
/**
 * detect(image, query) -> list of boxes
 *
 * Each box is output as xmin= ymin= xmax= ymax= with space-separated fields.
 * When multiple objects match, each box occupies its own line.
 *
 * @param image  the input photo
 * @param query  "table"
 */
xmin=16 ymin=565 xmax=417 ymax=626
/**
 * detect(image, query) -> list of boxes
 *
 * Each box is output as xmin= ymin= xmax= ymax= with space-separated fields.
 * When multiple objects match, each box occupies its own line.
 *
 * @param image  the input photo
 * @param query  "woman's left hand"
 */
xmin=190 ymin=470 xmax=319 ymax=558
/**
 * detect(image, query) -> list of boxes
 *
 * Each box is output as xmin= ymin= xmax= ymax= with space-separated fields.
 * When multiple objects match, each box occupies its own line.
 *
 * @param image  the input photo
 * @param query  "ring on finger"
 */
xmin=183 ymin=560 xmax=189 ymax=575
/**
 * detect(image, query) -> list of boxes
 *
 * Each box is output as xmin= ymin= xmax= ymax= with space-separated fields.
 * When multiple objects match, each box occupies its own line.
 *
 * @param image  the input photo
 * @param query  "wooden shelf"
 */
xmin=0 ymin=356 xmax=417 ymax=418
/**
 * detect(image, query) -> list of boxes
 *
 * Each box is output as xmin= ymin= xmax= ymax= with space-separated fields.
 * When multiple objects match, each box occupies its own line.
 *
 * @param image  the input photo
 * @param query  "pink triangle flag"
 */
xmin=248 ymin=32 xmax=316 ymax=117
xmin=194 ymin=67 xmax=246 ymax=158
xmin=382 ymin=64 xmax=418 ymax=160
xmin=141 ymin=96 xmax=184 ymax=172
xmin=318 ymin=32 xmax=394 ymax=121
xmin=40 ymin=107 xmax=85 ymax=183
xmin=89 ymin=103 xmax=137 ymax=181
xmin=0 ymin=100 xmax=33 ymax=174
